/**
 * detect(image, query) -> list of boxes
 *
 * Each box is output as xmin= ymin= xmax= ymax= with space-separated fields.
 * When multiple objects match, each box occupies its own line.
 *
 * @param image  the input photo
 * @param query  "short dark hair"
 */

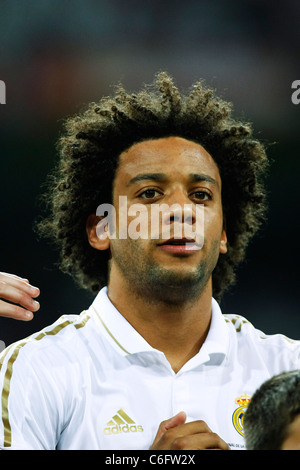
xmin=36 ymin=72 xmax=269 ymax=300
xmin=244 ymin=371 xmax=300 ymax=450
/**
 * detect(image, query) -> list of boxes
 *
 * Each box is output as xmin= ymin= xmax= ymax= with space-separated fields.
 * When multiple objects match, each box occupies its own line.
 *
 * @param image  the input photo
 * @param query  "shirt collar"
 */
xmin=90 ymin=287 xmax=229 ymax=367
xmin=90 ymin=287 xmax=154 ymax=356
xmin=188 ymin=297 xmax=229 ymax=368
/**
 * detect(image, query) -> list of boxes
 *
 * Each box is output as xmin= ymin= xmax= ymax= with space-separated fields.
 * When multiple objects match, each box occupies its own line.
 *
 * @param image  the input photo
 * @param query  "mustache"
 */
xmin=154 ymin=221 xmax=204 ymax=246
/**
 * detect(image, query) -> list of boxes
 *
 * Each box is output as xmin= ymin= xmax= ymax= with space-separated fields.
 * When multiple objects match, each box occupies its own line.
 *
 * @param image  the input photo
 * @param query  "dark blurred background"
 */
xmin=0 ymin=0 xmax=299 ymax=348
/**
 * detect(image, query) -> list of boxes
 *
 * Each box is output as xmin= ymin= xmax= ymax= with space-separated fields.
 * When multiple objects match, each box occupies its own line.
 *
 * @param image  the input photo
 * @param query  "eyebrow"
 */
xmin=128 ymin=173 xmax=218 ymax=187
xmin=189 ymin=173 xmax=218 ymax=186
xmin=127 ymin=173 xmax=167 ymax=186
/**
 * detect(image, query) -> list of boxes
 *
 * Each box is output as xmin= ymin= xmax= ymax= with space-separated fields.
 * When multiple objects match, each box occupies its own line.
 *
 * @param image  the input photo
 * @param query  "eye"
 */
xmin=192 ymin=190 xmax=212 ymax=201
xmin=139 ymin=189 xmax=161 ymax=199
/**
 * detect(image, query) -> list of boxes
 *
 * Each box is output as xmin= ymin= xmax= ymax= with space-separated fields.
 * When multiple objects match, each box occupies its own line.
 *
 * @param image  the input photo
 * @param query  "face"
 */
xmin=281 ymin=414 xmax=300 ymax=450
xmin=88 ymin=136 xmax=227 ymax=304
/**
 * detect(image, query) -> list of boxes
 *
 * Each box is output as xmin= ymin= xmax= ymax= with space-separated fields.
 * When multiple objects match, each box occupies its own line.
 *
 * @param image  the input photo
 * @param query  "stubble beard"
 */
xmin=111 ymin=239 xmax=220 ymax=307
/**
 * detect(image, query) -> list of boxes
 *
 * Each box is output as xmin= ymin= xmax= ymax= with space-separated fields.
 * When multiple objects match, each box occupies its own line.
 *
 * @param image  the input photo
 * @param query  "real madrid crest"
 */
xmin=232 ymin=393 xmax=251 ymax=436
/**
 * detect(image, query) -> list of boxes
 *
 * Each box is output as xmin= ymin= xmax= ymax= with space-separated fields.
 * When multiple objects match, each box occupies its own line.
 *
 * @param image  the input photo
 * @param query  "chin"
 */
xmin=142 ymin=268 xmax=210 ymax=305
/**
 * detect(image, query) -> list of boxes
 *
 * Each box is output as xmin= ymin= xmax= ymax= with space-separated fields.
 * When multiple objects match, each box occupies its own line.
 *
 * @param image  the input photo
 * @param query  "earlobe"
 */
xmin=220 ymin=230 xmax=228 ymax=254
xmin=86 ymin=214 xmax=111 ymax=251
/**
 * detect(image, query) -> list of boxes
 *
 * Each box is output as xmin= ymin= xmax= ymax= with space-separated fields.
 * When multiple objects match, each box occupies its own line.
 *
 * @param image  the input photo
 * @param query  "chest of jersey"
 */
xmin=57 ymin=351 xmax=265 ymax=450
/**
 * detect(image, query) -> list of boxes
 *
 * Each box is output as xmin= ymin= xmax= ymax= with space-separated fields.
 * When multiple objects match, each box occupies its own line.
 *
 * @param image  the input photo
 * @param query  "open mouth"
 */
xmin=157 ymin=237 xmax=203 ymax=253
xmin=158 ymin=237 xmax=196 ymax=246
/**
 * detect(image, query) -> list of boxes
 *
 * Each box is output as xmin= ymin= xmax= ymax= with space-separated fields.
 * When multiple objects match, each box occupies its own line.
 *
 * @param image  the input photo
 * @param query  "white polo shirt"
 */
xmin=0 ymin=287 xmax=299 ymax=450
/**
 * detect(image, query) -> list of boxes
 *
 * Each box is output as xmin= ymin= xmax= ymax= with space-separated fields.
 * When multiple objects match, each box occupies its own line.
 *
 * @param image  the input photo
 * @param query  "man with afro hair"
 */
xmin=0 ymin=73 xmax=299 ymax=450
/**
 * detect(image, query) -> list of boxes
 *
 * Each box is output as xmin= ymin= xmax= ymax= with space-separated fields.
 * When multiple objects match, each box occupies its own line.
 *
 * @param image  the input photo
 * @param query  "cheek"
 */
xmin=203 ymin=210 xmax=224 ymax=239
xmin=114 ymin=201 xmax=151 ymax=240
xmin=127 ymin=210 xmax=151 ymax=240
xmin=110 ymin=237 xmax=148 ymax=261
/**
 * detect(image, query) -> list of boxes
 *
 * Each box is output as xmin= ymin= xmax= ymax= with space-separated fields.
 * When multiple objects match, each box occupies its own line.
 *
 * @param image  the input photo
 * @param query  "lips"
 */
xmin=158 ymin=237 xmax=196 ymax=246
xmin=157 ymin=237 xmax=203 ymax=253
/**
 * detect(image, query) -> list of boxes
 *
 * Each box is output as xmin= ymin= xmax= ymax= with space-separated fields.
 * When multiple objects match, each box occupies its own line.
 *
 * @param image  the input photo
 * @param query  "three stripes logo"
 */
xmin=104 ymin=409 xmax=144 ymax=435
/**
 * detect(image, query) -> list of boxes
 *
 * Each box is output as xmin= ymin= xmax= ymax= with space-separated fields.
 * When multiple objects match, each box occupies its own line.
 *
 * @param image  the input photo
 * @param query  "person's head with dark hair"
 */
xmin=244 ymin=371 xmax=300 ymax=450
xmin=36 ymin=71 xmax=268 ymax=302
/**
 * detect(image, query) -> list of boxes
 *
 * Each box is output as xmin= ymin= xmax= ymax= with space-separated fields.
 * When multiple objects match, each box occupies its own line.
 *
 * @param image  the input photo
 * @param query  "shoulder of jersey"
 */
xmin=0 ymin=310 xmax=91 ymax=367
xmin=224 ymin=313 xmax=300 ymax=347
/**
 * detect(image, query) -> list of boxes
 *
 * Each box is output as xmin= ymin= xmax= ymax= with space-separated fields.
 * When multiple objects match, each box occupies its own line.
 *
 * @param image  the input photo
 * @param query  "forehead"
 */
xmin=116 ymin=136 xmax=220 ymax=183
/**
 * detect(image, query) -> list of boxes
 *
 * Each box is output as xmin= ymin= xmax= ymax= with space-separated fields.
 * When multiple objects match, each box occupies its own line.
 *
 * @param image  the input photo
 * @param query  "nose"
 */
xmin=161 ymin=189 xmax=196 ymax=226
xmin=164 ymin=204 xmax=194 ymax=225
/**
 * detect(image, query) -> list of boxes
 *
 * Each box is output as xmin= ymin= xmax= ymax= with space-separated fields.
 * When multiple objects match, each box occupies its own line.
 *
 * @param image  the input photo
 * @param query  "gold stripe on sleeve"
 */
xmin=1 ymin=313 xmax=90 ymax=447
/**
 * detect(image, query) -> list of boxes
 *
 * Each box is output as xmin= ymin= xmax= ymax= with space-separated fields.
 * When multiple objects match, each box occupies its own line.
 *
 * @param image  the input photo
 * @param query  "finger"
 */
xmin=0 ymin=299 xmax=34 ymax=321
xmin=0 ymin=272 xmax=30 ymax=284
xmin=0 ymin=272 xmax=38 ymax=289
xmin=0 ymin=273 xmax=40 ymax=298
xmin=153 ymin=419 xmax=208 ymax=449
xmin=0 ymin=282 xmax=40 ymax=313
xmin=0 ymin=271 xmax=29 ymax=282
xmin=150 ymin=412 xmax=187 ymax=449
xmin=171 ymin=431 xmax=231 ymax=450
xmin=152 ymin=419 xmax=230 ymax=450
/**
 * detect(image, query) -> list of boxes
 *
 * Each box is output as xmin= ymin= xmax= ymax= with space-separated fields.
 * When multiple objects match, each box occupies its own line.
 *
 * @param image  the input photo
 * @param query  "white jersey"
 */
xmin=0 ymin=287 xmax=299 ymax=450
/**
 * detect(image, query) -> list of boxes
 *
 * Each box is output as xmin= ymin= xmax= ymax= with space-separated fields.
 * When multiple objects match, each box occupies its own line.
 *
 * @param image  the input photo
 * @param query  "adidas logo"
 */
xmin=104 ymin=409 xmax=144 ymax=435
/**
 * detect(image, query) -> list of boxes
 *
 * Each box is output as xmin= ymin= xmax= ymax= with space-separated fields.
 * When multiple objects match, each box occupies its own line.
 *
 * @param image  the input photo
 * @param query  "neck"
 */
xmin=107 ymin=272 xmax=212 ymax=373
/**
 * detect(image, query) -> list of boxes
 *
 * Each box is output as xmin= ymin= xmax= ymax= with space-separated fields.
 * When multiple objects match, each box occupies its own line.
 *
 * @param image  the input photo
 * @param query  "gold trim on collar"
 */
xmin=91 ymin=305 xmax=130 ymax=355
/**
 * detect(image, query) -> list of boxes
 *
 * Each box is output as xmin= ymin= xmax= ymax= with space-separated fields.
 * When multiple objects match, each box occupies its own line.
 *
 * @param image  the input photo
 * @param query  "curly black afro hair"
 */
xmin=36 ymin=72 xmax=269 ymax=301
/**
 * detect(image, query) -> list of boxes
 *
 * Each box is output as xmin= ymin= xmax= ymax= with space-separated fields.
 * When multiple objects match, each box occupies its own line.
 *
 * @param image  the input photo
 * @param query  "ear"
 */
xmin=86 ymin=214 xmax=111 ymax=251
xmin=219 ymin=228 xmax=227 ymax=254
